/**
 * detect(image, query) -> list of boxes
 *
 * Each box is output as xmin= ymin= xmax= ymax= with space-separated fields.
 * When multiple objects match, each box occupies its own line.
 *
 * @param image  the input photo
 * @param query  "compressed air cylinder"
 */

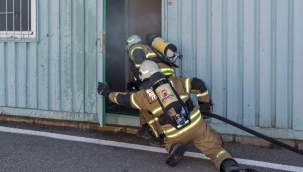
xmin=145 ymin=33 xmax=177 ymax=58
xmin=150 ymin=72 xmax=186 ymax=126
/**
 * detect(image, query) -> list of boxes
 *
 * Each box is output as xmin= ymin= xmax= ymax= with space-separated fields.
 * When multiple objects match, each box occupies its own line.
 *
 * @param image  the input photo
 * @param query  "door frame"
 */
xmin=98 ymin=0 xmax=168 ymax=127
xmin=97 ymin=0 xmax=106 ymax=127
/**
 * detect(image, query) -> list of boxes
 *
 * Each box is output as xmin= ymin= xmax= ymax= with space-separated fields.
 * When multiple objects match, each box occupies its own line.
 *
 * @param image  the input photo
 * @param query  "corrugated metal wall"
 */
xmin=164 ymin=0 xmax=303 ymax=140
xmin=1 ymin=0 xmax=302 ymax=140
xmin=0 ymin=0 xmax=99 ymax=122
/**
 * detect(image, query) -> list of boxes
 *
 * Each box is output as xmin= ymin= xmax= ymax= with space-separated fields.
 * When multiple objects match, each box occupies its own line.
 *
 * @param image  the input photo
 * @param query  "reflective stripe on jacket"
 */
xmin=107 ymin=76 xmax=207 ymax=139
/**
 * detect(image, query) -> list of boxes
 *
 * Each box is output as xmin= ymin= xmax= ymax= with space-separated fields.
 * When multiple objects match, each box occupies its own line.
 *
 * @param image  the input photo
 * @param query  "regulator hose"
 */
xmin=203 ymin=112 xmax=303 ymax=156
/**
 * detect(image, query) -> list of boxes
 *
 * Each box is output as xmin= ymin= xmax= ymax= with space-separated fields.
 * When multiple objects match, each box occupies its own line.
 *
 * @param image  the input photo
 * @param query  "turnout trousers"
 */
xmin=140 ymin=109 xmax=162 ymax=138
xmin=162 ymin=111 xmax=234 ymax=170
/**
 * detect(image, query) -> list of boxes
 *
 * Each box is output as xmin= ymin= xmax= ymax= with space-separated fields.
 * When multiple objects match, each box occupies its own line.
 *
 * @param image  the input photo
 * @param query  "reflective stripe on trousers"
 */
xmin=163 ymin=108 xmax=202 ymax=139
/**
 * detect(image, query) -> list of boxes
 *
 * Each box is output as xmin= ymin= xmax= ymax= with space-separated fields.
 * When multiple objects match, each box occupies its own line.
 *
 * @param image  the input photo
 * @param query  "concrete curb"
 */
xmin=0 ymin=114 xmax=140 ymax=134
xmin=0 ymin=114 xmax=302 ymax=151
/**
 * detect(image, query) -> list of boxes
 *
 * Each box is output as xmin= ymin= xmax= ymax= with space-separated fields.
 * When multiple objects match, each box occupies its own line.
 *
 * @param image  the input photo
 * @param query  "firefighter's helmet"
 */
xmin=125 ymin=35 xmax=142 ymax=51
xmin=139 ymin=60 xmax=160 ymax=81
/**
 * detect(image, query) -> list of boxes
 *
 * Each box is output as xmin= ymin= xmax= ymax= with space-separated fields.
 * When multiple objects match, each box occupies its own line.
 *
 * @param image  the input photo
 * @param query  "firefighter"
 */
xmin=125 ymin=34 xmax=177 ymax=147
xmin=97 ymin=60 xmax=257 ymax=172
xmin=125 ymin=34 xmax=213 ymax=146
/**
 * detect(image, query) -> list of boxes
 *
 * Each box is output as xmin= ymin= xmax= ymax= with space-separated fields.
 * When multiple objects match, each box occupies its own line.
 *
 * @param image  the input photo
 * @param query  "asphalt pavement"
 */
xmin=0 ymin=121 xmax=302 ymax=172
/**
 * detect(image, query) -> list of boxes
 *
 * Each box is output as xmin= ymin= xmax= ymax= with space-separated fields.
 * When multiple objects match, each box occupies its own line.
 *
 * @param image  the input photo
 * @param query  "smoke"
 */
xmin=126 ymin=0 xmax=162 ymax=41
xmin=105 ymin=0 xmax=162 ymax=113
xmin=106 ymin=1 xmax=126 ymax=91
xmin=105 ymin=0 xmax=162 ymax=92
xmin=106 ymin=1 xmax=125 ymax=59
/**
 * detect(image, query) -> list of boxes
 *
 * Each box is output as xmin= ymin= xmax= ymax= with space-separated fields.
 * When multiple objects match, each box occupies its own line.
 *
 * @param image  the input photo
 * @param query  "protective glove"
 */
xmin=132 ymin=68 xmax=142 ymax=84
xmin=97 ymin=82 xmax=111 ymax=99
xmin=199 ymin=101 xmax=212 ymax=119
xmin=127 ymin=80 xmax=140 ymax=91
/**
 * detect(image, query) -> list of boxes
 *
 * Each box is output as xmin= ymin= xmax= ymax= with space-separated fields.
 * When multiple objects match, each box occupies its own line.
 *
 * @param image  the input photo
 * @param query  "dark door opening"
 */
xmin=105 ymin=0 xmax=161 ymax=115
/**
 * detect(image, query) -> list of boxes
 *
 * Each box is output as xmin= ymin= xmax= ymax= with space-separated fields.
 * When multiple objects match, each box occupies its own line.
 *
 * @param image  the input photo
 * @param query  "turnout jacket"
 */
xmin=128 ymin=43 xmax=176 ymax=137
xmin=108 ymin=76 xmax=209 ymax=139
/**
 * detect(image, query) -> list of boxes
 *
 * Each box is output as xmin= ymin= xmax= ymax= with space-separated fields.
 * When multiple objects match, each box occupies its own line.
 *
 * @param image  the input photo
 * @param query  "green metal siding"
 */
xmin=162 ymin=0 xmax=303 ymax=140
xmin=0 ymin=0 xmax=99 ymax=123
xmin=1 ymin=0 xmax=303 ymax=141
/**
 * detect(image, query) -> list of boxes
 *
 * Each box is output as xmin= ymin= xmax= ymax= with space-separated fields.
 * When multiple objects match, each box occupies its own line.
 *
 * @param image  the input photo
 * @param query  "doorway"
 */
xmin=105 ymin=0 xmax=162 ymax=115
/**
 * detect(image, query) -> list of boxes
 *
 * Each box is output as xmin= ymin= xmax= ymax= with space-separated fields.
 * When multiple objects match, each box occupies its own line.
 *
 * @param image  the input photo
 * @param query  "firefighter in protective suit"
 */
xmin=97 ymin=60 xmax=257 ymax=172
xmin=126 ymin=34 xmax=213 ymax=146
xmin=125 ymin=34 xmax=177 ymax=146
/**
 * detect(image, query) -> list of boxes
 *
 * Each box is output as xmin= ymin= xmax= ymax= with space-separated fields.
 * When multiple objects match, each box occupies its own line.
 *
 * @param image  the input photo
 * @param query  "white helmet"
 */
xmin=139 ymin=60 xmax=160 ymax=81
xmin=125 ymin=35 xmax=142 ymax=51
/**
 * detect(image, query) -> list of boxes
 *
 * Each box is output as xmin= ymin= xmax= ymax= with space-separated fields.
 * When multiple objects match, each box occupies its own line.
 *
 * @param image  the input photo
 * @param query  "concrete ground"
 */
xmin=0 ymin=116 xmax=303 ymax=172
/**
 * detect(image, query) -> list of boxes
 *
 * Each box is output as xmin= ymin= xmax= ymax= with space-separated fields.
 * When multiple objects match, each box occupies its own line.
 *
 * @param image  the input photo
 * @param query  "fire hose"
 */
xmin=203 ymin=112 xmax=303 ymax=156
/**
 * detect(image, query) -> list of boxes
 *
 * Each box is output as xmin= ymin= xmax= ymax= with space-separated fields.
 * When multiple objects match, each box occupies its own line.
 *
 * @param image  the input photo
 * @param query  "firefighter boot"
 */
xmin=149 ymin=134 xmax=166 ymax=148
xmin=166 ymin=144 xmax=187 ymax=167
xmin=136 ymin=123 xmax=153 ymax=140
xmin=220 ymin=159 xmax=258 ymax=172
